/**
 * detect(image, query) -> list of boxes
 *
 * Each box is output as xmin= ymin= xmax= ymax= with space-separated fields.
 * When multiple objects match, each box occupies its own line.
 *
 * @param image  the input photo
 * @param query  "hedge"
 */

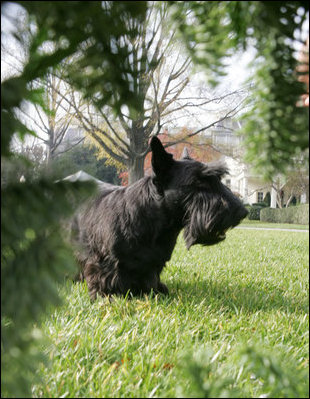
xmin=246 ymin=203 xmax=268 ymax=221
xmin=260 ymin=204 xmax=309 ymax=225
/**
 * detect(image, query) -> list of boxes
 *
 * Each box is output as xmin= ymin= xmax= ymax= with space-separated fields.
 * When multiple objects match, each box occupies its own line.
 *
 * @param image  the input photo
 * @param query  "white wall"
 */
xmin=222 ymin=155 xmax=272 ymax=204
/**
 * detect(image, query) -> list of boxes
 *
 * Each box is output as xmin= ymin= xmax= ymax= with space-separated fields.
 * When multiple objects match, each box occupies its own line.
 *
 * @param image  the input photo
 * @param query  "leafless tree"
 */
xmin=51 ymin=2 xmax=248 ymax=184
xmin=2 ymin=26 xmax=85 ymax=165
xmin=3 ymin=2 xmax=248 ymax=183
xmin=21 ymin=71 xmax=85 ymax=164
xmin=282 ymin=159 xmax=309 ymax=207
xmin=271 ymin=160 xmax=309 ymax=208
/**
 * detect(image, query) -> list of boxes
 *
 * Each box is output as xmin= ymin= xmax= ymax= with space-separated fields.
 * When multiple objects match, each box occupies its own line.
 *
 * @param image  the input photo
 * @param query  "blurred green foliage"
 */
xmin=177 ymin=346 xmax=237 ymax=398
xmin=238 ymin=345 xmax=309 ymax=398
xmin=1 ymin=179 xmax=95 ymax=397
xmin=6 ymin=1 xmax=308 ymax=180
xmin=1 ymin=1 xmax=309 ymax=396
xmin=17 ymin=0 xmax=148 ymax=114
xmin=177 ymin=344 xmax=309 ymax=398
xmin=2 ymin=1 xmax=147 ymax=396
xmin=168 ymin=1 xmax=309 ymax=179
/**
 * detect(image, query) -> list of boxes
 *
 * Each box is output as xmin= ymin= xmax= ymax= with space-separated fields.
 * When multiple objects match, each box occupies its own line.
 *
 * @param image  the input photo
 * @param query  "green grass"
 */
xmin=33 ymin=229 xmax=309 ymax=398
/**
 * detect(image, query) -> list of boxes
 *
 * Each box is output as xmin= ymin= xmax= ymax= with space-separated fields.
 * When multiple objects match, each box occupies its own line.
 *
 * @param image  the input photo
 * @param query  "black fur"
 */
xmin=71 ymin=137 xmax=248 ymax=300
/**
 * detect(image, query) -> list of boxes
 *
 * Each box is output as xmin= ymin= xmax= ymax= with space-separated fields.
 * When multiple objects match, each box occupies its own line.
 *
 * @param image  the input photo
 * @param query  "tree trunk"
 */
xmin=128 ymin=156 xmax=145 ymax=185
xmin=45 ymin=127 xmax=55 ymax=166
xmin=270 ymin=185 xmax=277 ymax=208
xmin=285 ymin=194 xmax=293 ymax=208
xmin=128 ymin=124 xmax=148 ymax=185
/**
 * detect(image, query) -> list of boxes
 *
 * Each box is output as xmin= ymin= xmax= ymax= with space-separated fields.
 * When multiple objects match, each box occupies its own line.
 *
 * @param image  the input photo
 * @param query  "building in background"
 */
xmin=210 ymin=118 xmax=308 ymax=207
xmin=154 ymin=117 xmax=308 ymax=207
xmin=60 ymin=118 xmax=308 ymax=206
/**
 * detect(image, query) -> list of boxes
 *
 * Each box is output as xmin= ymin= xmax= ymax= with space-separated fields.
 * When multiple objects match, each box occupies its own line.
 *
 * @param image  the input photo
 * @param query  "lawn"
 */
xmin=240 ymin=219 xmax=309 ymax=230
xmin=33 ymin=229 xmax=309 ymax=398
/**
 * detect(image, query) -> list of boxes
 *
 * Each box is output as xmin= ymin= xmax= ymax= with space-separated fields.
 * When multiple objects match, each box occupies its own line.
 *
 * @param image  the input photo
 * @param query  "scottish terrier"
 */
xmin=71 ymin=136 xmax=248 ymax=300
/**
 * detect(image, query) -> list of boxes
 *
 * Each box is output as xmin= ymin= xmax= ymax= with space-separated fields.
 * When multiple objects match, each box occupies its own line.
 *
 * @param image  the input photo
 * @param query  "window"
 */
xmin=257 ymin=192 xmax=264 ymax=202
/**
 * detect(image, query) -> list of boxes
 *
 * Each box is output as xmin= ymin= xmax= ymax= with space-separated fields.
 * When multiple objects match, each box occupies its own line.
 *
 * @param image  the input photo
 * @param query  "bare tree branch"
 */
xmin=52 ymin=83 xmax=130 ymax=160
xmin=53 ymin=136 xmax=85 ymax=157
xmin=161 ymin=103 xmax=244 ymax=149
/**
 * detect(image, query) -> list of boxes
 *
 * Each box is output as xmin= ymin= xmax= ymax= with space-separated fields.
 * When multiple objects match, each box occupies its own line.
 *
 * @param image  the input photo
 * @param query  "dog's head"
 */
xmin=150 ymin=136 xmax=248 ymax=248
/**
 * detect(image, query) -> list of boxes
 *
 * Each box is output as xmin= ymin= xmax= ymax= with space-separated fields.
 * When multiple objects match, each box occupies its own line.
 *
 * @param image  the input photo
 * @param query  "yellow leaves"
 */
xmin=84 ymin=121 xmax=128 ymax=172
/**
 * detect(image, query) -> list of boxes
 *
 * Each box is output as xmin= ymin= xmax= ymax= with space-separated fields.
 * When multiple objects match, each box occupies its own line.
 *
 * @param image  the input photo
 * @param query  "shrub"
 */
xmin=177 ymin=344 xmax=309 ymax=398
xmin=260 ymin=204 xmax=309 ymax=224
xmin=1 ymin=178 xmax=95 ymax=397
xmin=247 ymin=203 xmax=268 ymax=220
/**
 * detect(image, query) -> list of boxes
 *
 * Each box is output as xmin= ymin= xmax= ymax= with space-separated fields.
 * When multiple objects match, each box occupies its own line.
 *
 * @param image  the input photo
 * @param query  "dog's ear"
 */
xmin=201 ymin=162 xmax=228 ymax=179
xmin=181 ymin=147 xmax=192 ymax=160
xmin=150 ymin=136 xmax=174 ymax=178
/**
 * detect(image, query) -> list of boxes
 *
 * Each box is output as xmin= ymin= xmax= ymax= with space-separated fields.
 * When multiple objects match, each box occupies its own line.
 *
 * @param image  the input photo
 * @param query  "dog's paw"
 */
xmin=157 ymin=282 xmax=169 ymax=295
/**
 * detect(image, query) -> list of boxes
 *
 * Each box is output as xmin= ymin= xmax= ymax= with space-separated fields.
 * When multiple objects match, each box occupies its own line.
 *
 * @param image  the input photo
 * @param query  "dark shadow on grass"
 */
xmin=167 ymin=279 xmax=308 ymax=314
xmin=70 ymin=276 xmax=308 ymax=314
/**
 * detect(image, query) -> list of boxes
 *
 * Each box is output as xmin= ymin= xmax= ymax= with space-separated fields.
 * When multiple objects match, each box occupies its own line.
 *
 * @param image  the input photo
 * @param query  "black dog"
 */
xmin=71 ymin=136 xmax=248 ymax=300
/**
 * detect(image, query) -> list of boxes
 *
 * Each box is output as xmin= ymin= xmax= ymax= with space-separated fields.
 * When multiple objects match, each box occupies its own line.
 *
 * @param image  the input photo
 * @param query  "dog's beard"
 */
xmin=183 ymin=218 xmax=227 ymax=249
xmin=182 ymin=192 xmax=240 ymax=249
